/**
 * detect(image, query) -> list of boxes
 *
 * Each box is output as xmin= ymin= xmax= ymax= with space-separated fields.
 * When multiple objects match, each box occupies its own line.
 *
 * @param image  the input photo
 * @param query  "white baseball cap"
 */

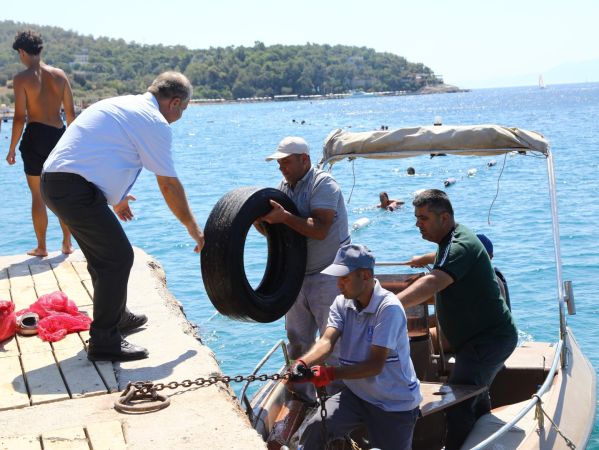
xmin=265 ymin=136 xmax=310 ymax=161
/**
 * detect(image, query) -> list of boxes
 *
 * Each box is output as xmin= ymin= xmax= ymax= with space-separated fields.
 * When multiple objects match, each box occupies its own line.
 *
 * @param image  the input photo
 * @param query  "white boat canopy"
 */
xmin=319 ymin=124 xmax=549 ymax=166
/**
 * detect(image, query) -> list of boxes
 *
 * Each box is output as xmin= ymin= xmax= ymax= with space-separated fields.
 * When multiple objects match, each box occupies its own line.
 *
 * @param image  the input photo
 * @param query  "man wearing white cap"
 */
xmin=260 ymin=136 xmax=350 ymax=397
xmin=290 ymin=244 xmax=421 ymax=450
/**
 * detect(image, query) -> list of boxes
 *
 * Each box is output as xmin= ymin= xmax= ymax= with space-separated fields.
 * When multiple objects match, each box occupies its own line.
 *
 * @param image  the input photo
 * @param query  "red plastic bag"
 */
xmin=17 ymin=291 xmax=79 ymax=319
xmin=16 ymin=291 xmax=91 ymax=342
xmin=38 ymin=312 xmax=92 ymax=342
xmin=0 ymin=300 xmax=16 ymax=342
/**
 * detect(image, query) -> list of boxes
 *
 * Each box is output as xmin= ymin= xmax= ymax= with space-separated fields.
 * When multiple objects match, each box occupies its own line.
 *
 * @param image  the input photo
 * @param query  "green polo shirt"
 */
xmin=434 ymin=224 xmax=517 ymax=351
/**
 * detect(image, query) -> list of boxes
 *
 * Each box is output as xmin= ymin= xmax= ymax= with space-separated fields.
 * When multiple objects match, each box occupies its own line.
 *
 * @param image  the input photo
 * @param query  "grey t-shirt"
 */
xmin=278 ymin=167 xmax=350 ymax=274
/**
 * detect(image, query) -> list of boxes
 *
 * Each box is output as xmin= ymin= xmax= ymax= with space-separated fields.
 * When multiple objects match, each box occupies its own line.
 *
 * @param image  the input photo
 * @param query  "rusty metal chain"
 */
xmin=114 ymin=372 xmax=289 ymax=413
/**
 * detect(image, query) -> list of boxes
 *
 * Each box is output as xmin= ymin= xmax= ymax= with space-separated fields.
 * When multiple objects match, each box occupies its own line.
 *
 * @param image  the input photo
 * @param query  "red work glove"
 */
xmin=310 ymin=366 xmax=336 ymax=388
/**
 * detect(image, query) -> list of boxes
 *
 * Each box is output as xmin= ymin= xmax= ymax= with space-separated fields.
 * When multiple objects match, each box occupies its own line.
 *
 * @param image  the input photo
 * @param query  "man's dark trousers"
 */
xmin=41 ymin=172 xmax=133 ymax=346
xmin=445 ymin=333 xmax=518 ymax=449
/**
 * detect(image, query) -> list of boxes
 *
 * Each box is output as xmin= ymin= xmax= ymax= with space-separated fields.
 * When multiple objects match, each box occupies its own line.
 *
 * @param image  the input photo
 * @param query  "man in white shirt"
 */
xmin=41 ymin=72 xmax=204 ymax=361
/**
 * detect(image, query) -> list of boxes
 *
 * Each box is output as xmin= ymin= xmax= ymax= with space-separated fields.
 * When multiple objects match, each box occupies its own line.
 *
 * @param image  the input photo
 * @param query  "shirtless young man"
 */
xmin=6 ymin=30 xmax=75 ymax=256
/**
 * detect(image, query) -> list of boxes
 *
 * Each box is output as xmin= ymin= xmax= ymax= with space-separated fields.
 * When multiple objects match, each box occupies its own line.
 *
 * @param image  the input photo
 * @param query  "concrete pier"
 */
xmin=0 ymin=248 xmax=266 ymax=449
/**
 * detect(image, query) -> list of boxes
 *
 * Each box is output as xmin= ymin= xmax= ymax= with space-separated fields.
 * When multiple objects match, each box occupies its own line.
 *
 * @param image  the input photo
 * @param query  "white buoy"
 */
xmin=467 ymin=168 xmax=477 ymax=177
xmin=444 ymin=177 xmax=457 ymax=187
xmin=487 ymin=159 xmax=497 ymax=167
xmin=352 ymin=217 xmax=371 ymax=230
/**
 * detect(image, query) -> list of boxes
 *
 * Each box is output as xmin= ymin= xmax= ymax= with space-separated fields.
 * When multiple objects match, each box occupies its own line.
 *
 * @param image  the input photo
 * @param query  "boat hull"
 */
xmin=462 ymin=327 xmax=596 ymax=449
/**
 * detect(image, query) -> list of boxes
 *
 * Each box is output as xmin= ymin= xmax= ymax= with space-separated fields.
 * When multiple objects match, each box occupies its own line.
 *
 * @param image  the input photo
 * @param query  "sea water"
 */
xmin=1 ymin=83 xmax=598 ymax=446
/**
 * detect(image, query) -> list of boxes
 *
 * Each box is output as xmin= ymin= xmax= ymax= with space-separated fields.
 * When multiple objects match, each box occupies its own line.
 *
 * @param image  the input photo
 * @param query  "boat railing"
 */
xmin=469 ymin=337 xmax=565 ymax=449
xmin=239 ymin=339 xmax=290 ymax=416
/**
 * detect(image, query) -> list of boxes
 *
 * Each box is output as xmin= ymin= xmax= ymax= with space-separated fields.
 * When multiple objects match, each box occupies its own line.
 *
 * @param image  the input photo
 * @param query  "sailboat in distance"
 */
xmin=539 ymin=74 xmax=546 ymax=88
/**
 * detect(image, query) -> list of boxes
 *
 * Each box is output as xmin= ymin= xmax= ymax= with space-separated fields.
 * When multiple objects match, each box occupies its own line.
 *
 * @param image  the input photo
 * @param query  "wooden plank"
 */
xmin=7 ymin=264 xmax=32 ymax=288
xmin=17 ymin=334 xmax=53 ymax=355
xmin=71 ymin=261 xmax=91 ymax=281
xmin=93 ymin=360 xmax=119 ymax=393
xmin=0 ymin=287 xmax=12 ymax=301
xmin=77 ymin=304 xmax=93 ymax=320
xmin=56 ymin=284 xmax=91 ymax=308
xmin=21 ymin=351 xmax=70 ymax=405
xmin=51 ymin=263 xmax=92 ymax=308
xmin=82 ymin=279 xmax=94 ymax=299
xmin=51 ymin=333 xmax=85 ymax=351
xmin=59 ymin=332 xmax=118 ymax=393
xmin=41 ymin=427 xmax=88 ymax=450
xmin=9 ymin=284 xmax=37 ymax=312
xmin=0 ymin=356 xmax=30 ymax=411
xmin=0 ymin=335 xmax=19 ymax=359
xmin=53 ymin=339 xmax=107 ymax=398
xmin=420 ymin=382 xmax=487 ymax=417
xmin=80 ymin=330 xmax=90 ymax=349
xmin=86 ymin=421 xmax=126 ymax=450
xmin=0 ymin=435 xmax=41 ymax=450
xmin=0 ymin=268 xmax=10 ymax=293
xmin=29 ymin=263 xmax=59 ymax=293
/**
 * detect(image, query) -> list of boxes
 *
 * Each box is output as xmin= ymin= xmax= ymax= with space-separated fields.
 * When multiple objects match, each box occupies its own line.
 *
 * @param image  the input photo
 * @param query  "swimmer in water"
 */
xmin=377 ymin=192 xmax=405 ymax=211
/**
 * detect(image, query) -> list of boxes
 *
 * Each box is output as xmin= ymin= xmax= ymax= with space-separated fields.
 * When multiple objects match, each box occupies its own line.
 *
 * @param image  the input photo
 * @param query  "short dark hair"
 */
xmin=147 ymin=71 xmax=193 ymax=102
xmin=12 ymin=30 xmax=43 ymax=55
xmin=413 ymin=189 xmax=454 ymax=217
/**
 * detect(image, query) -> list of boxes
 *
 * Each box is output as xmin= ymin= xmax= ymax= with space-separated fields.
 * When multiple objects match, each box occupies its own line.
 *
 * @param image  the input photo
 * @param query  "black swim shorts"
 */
xmin=19 ymin=122 xmax=66 ymax=176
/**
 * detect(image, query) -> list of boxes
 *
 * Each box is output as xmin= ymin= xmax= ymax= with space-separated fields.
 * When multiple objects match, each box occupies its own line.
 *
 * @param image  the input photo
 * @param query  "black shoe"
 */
xmin=118 ymin=311 xmax=148 ymax=333
xmin=87 ymin=339 xmax=149 ymax=362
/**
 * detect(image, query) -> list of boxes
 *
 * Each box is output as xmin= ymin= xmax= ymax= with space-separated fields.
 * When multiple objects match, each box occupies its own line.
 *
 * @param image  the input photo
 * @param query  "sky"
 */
xmin=3 ymin=0 xmax=599 ymax=88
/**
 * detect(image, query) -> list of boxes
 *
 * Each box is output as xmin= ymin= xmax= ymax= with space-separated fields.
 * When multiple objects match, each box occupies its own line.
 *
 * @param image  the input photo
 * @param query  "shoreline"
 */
xmin=0 ymin=84 xmax=468 ymax=115
xmin=190 ymin=83 xmax=468 ymax=105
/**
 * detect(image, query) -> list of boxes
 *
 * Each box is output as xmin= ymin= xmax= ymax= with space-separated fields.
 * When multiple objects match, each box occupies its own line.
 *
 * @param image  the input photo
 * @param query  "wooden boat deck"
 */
xmin=0 ymin=260 xmax=118 ymax=409
xmin=0 ymin=249 xmax=266 ymax=450
xmin=0 ymin=259 xmax=125 ymax=449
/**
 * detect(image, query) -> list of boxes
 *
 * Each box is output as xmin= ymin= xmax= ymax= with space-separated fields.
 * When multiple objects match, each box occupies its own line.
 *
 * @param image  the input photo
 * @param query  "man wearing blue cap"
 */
xmin=291 ymin=243 xmax=421 ymax=450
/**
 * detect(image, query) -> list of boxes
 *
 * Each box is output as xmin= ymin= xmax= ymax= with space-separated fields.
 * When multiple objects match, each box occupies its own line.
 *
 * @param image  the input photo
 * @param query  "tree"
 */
xmin=0 ymin=20 xmax=445 ymax=104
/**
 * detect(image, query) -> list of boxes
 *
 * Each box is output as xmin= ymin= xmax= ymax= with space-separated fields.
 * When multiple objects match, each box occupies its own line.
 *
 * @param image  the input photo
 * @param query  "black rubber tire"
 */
xmin=201 ymin=187 xmax=307 ymax=323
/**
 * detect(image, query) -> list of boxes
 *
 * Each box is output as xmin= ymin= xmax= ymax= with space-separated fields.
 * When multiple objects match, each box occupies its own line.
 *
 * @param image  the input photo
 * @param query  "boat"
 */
xmin=241 ymin=124 xmax=596 ymax=449
xmin=539 ymin=75 xmax=546 ymax=89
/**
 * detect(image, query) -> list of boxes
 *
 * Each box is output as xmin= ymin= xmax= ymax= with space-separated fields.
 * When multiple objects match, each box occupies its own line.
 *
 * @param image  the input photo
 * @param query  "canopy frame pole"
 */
xmin=546 ymin=150 xmax=567 ymax=367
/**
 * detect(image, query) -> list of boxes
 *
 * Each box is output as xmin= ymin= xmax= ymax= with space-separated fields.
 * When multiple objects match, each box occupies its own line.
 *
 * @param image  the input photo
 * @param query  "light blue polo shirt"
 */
xmin=327 ymin=280 xmax=422 ymax=412
xmin=43 ymin=92 xmax=177 ymax=205
xmin=278 ymin=167 xmax=350 ymax=274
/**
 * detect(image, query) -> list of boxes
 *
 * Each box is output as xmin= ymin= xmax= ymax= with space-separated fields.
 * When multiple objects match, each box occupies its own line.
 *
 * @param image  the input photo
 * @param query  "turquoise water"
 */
xmin=1 ymin=83 xmax=598 ymax=446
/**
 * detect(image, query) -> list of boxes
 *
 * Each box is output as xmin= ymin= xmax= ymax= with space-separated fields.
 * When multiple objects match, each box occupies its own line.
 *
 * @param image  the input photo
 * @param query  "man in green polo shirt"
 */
xmin=397 ymin=189 xmax=517 ymax=450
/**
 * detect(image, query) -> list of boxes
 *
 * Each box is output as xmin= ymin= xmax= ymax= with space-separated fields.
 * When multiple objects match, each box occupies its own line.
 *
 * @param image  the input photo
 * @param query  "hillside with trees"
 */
xmin=0 ymin=20 xmax=444 ymax=106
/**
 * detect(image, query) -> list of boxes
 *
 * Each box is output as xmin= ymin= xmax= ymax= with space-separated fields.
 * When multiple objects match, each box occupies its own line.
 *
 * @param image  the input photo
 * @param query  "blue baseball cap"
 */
xmin=321 ymin=244 xmax=375 ymax=276
xmin=477 ymin=234 xmax=493 ymax=258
